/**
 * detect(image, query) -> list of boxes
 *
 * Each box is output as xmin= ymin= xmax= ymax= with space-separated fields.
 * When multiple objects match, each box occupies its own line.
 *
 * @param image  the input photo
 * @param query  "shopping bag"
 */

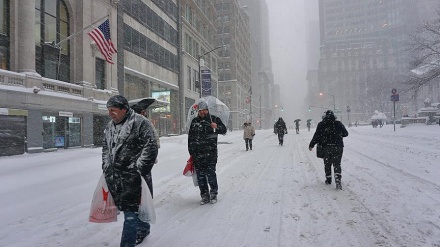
xmin=183 ymin=156 xmax=194 ymax=176
xmin=316 ymin=144 xmax=324 ymax=159
xmin=192 ymin=172 xmax=198 ymax=187
xmin=89 ymin=174 xmax=119 ymax=223
xmin=138 ymin=177 xmax=156 ymax=223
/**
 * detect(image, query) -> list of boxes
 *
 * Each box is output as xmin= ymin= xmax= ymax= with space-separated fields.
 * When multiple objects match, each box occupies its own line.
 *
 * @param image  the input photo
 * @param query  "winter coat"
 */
xmin=309 ymin=116 xmax=348 ymax=149
xmin=102 ymin=109 xmax=158 ymax=212
xmin=274 ymin=120 xmax=287 ymax=135
xmin=188 ymin=113 xmax=227 ymax=165
xmin=243 ymin=124 xmax=255 ymax=140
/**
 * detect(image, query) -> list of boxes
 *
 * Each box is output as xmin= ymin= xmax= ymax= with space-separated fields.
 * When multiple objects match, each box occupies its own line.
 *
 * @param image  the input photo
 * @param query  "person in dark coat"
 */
xmin=295 ymin=121 xmax=300 ymax=134
xmin=306 ymin=121 xmax=311 ymax=132
xmin=309 ymin=110 xmax=348 ymax=190
xmin=188 ymin=101 xmax=227 ymax=205
xmin=102 ymin=95 xmax=158 ymax=247
xmin=243 ymin=121 xmax=255 ymax=151
xmin=274 ymin=117 xmax=288 ymax=146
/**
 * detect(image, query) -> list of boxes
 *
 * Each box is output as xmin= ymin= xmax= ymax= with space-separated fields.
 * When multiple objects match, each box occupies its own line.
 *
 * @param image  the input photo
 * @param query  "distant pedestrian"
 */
xmin=295 ymin=121 xmax=300 ymax=134
xmin=243 ymin=121 xmax=255 ymax=151
xmin=306 ymin=121 xmax=311 ymax=132
xmin=309 ymin=110 xmax=348 ymax=190
xmin=274 ymin=117 xmax=288 ymax=146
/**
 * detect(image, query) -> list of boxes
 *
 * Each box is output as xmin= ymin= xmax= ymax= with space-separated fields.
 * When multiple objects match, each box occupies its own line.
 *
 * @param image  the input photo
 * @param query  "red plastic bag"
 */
xmin=183 ymin=156 xmax=194 ymax=176
xmin=89 ymin=174 xmax=119 ymax=223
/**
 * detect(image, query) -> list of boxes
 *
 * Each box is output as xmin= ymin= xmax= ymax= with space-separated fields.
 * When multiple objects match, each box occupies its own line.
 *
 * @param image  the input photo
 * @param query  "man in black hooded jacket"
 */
xmin=309 ymin=110 xmax=348 ymax=190
xmin=188 ymin=101 xmax=227 ymax=205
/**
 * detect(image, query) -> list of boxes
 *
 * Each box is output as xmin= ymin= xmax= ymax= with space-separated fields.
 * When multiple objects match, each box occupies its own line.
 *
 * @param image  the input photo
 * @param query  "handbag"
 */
xmin=89 ymin=174 xmax=119 ymax=223
xmin=316 ymin=144 xmax=324 ymax=159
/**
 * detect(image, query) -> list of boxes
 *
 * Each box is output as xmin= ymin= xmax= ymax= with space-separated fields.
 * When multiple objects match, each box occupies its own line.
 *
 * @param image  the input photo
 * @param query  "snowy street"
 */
xmin=0 ymin=125 xmax=439 ymax=247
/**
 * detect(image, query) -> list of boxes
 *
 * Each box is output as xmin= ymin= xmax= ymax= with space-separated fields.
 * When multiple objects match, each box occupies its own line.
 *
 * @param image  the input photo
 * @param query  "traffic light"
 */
xmin=281 ymin=106 xmax=284 ymax=111
xmin=308 ymin=107 xmax=311 ymax=112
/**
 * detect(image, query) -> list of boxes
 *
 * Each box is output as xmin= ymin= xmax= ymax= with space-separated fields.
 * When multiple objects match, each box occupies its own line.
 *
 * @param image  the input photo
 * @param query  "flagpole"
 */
xmin=54 ymin=13 xmax=110 ymax=48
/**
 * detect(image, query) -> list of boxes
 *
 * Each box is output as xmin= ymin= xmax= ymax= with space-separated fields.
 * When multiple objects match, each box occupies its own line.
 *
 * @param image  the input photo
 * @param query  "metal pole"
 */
xmin=198 ymin=57 xmax=202 ymax=98
xmin=393 ymin=101 xmax=396 ymax=132
xmin=259 ymin=95 xmax=262 ymax=130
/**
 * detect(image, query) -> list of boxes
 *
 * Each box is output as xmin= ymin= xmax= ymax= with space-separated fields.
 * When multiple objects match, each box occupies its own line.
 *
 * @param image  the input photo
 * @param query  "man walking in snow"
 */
xmin=308 ymin=110 xmax=348 ymax=190
xmin=274 ymin=117 xmax=288 ymax=145
xmin=102 ymin=95 xmax=158 ymax=246
xmin=188 ymin=101 xmax=227 ymax=205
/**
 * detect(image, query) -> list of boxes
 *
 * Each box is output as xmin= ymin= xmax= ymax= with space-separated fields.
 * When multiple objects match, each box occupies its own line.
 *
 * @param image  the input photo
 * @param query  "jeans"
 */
xmin=120 ymin=211 xmax=150 ymax=247
xmin=323 ymin=146 xmax=343 ymax=181
xmin=195 ymin=163 xmax=218 ymax=199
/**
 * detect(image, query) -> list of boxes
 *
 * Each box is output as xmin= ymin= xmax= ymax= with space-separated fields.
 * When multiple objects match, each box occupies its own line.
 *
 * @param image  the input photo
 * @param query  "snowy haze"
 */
xmin=267 ymin=0 xmax=316 ymax=122
xmin=1 ymin=124 xmax=440 ymax=246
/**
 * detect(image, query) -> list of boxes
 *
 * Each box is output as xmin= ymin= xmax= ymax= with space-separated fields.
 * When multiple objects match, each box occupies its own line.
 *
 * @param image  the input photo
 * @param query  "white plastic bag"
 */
xmin=138 ymin=177 xmax=156 ymax=223
xmin=89 ymin=174 xmax=118 ymax=223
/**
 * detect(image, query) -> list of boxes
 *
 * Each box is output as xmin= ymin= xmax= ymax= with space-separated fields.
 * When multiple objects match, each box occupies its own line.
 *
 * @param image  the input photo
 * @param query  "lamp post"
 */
xmin=319 ymin=92 xmax=336 ymax=112
xmin=198 ymin=46 xmax=224 ymax=98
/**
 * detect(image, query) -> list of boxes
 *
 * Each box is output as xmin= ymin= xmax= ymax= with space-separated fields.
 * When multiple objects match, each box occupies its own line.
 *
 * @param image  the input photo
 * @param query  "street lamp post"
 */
xmin=198 ymin=46 xmax=224 ymax=98
xmin=319 ymin=92 xmax=336 ymax=112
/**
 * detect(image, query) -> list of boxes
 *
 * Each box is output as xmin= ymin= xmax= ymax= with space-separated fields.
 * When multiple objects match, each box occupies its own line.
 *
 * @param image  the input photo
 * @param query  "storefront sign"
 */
xmin=59 ymin=111 xmax=73 ymax=117
xmin=201 ymin=68 xmax=212 ymax=97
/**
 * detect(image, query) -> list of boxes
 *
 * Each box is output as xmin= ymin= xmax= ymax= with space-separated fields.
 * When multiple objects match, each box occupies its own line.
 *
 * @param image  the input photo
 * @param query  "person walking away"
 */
xmin=308 ymin=110 xmax=348 ymax=190
xmin=274 ymin=117 xmax=288 ymax=146
xmin=102 ymin=95 xmax=158 ymax=247
xmin=295 ymin=121 xmax=300 ymax=134
xmin=307 ymin=121 xmax=311 ymax=132
xmin=243 ymin=121 xmax=255 ymax=151
xmin=188 ymin=101 xmax=227 ymax=205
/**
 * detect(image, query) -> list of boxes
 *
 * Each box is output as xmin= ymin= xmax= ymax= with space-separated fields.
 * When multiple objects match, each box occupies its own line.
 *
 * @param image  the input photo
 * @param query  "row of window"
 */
xmin=123 ymin=0 xmax=178 ymax=47
xmin=124 ymin=24 xmax=178 ymax=72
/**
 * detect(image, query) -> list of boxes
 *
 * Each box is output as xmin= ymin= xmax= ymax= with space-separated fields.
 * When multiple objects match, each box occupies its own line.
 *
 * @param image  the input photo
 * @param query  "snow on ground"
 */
xmin=0 ymin=124 xmax=439 ymax=247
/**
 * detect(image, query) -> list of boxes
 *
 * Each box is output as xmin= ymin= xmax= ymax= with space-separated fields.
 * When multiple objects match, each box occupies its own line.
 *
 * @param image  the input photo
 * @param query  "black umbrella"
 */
xmin=294 ymin=119 xmax=301 ymax=122
xmin=306 ymin=119 xmax=312 ymax=122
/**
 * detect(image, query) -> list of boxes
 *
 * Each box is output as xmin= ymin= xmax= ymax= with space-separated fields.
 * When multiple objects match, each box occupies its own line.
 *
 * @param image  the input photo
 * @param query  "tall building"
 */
xmin=0 ymin=0 xmax=182 ymax=156
xmin=120 ymin=0 xmax=180 ymax=136
xmin=216 ymin=0 xmax=252 ymax=130
xmin=317 ymin=0 xmax=423 ymax=122
xmin=179 ymin=0 xmax=219 ymax=132
xmin=239 ymin=0 xmax=275 ymax=129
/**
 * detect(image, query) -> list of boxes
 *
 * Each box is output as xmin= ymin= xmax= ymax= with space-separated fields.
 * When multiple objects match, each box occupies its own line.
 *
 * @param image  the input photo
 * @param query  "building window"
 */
xmin=0 ymin=0 xmax=9 ymax=70
xmin=187 ymin=66 xmax=192 ymax=90
xmin=35 ymin=0 xmax=70 ymax=82
xmin=95 ymin=58 xmax=106 ymax=90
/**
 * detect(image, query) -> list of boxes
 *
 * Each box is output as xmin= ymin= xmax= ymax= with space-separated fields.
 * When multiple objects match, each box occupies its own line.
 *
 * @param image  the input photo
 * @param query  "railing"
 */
xmin=0 ymin=70 xmax=25 ymax=87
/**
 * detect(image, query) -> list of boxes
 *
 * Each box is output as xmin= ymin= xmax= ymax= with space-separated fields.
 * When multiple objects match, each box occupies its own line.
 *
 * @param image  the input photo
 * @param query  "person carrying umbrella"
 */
xmin=294 ymin=119 xmax=301 ymax=134
xmin=188 ymin=101 xmax=227 ymax=205
xmin=243 ymin=121 xmax=255 ymax=151
xmin=306 ymin=119 xmax=311 ymax=132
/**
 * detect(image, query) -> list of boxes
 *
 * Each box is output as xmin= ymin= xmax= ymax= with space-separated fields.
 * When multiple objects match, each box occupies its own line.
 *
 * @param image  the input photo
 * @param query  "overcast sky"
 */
xmin=267 ymin=0 xmax=317 ymax=123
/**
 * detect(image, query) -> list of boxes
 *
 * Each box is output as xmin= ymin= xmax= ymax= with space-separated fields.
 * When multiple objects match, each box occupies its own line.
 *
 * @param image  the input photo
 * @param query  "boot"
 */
xmin=325 ymin=176 xmax=332 ymax=185
xmin=335 ymin=174 xmax=342 ymax=190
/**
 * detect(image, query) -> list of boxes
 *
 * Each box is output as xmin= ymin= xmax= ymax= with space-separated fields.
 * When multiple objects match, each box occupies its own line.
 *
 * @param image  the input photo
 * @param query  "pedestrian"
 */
xmin=295 ymin=121 xmax=300 ymax=134
xmin=102 ymin=95 xmax=158 ymax=247
xmin=274 ymin=117 xmax=288 ymax=146
xmin=188 ymin=101 xmax=227 ymax=205
xmin=307 ymin=121 xmax=311 ymax=132
xmin=308 ymin=110 xmax=348 ymax=190
xmin=243 ymin=121 xmax=255 ymax=151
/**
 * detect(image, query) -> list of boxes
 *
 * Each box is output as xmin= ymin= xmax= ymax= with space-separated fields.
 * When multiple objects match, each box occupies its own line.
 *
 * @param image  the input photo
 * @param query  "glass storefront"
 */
xmin=42 ymin=115 xmax=81 ymax=149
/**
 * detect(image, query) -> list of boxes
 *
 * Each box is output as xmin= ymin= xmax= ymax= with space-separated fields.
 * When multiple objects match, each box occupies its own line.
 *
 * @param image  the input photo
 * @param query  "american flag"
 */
xmin=88 ymin=19 xmax=117 ymax=64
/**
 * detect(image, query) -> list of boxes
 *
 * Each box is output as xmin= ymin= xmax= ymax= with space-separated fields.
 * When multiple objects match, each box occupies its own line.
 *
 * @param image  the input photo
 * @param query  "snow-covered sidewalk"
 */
xmin=0 ymin=125 xmax=439 ymax=247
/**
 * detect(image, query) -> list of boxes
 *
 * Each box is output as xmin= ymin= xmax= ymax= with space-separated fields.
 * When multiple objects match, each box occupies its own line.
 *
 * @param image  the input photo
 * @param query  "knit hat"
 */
xmin=198 ymin=101 xmax=209 ymax=111
xmin=106 ymin=95 xmax=129 ymax=110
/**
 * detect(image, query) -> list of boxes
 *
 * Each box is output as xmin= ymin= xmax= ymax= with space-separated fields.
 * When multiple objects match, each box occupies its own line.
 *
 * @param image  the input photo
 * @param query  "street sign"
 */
xmin=390 ymin=88 xmax=399 ymax=102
